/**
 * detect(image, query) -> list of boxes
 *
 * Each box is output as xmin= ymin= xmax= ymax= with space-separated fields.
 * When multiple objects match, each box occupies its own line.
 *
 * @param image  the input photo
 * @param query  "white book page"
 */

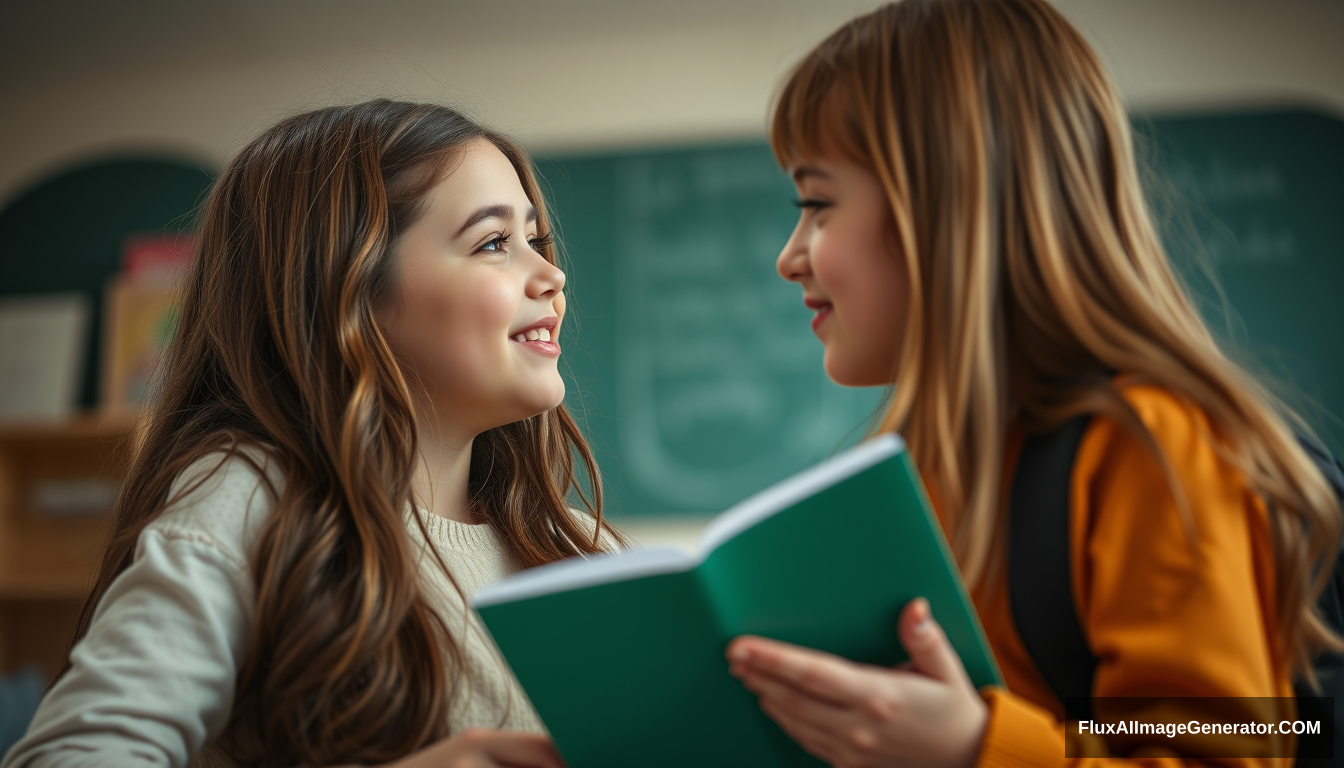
xmin=695 ymin=433 xmax=905 ymax=556
xmin=473 ymin=546 xmax=694 ymax=609
xmin=472 ymin=434 xmax=905 ymax=610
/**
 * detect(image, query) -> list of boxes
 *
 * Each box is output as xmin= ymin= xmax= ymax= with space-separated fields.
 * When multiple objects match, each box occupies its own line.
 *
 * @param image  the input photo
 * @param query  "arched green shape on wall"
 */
xmin=0 ymin=157 xmax=216 ymax=408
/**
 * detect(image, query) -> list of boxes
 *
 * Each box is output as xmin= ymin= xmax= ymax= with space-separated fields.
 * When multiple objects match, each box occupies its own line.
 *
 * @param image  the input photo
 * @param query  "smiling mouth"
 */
xmin=509 ymin=319 xmax=561 ymax=357
xmin=804 ymin=298 xmax=832 ymax=333
xmin=511 ymin=327 xmax=553 ymax=343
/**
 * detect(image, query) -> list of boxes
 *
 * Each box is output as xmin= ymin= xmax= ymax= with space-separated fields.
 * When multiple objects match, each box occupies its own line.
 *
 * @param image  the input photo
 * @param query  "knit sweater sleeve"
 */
xmin=1 ymin=453 xmax=272 ymax=768
xmin=973 ymin=384 xmax=1295 ymax=768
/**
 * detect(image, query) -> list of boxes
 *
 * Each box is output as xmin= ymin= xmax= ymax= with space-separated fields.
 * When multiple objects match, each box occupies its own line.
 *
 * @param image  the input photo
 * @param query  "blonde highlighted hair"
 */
xmin=772 ymin=0 xmax=1340 ymax=682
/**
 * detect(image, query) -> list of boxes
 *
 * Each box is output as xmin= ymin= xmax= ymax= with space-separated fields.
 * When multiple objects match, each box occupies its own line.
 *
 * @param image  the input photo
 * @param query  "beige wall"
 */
xmin=1 ymin=0 xmax=1342 ymax=206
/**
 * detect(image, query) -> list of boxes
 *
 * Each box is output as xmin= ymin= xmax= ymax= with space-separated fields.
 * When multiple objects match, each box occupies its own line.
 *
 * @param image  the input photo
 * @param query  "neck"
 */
xmin=411 ymin=417 xmax=478 ymax=525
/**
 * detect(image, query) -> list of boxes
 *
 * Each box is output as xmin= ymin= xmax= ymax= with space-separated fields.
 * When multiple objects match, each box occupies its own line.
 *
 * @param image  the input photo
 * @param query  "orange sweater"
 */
xmin=960 ymin=383 xmax=1295 ymax=767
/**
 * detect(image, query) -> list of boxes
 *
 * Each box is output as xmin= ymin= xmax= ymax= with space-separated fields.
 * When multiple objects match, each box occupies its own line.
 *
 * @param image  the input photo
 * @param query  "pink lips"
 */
xmin=810 ymin=307 xmax=832 ymax=333
xmin=510 ymin=317 xmax=560 ymax=357
xmin=518 ymin=338 xmax=560 ymax=357
xmin=803 ymin=298 xmax=832 ymax=334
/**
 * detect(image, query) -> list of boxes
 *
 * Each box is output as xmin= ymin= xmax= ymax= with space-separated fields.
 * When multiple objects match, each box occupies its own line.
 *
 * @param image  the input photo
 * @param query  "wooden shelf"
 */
xmin=0 ymin=410 xmax=139 ymax=444
xmin=0 ymin=513 xmax=110 ymax=600
xmin=0 ymin=570 xmax=98 ymax=601
xmin=0 ymin=410 xmax=140 ymax=680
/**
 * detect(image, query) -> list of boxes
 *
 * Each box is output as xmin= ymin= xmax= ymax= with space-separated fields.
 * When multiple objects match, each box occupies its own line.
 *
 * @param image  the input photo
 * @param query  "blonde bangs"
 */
xmin=769 ymin=20 xmax=884 ymax=171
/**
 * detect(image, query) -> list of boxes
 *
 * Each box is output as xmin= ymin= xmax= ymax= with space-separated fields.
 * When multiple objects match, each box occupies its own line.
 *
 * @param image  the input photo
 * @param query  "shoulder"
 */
xmin=5 ymin=450 xmax=279 ymax=768
xmin=1072 ymin=378 xmax=1268 ymax=562
xmin=1114 ymin=379 xmax=1211 ymax=445
xmin=1079 ymin=379 xmax=1232 ymax=489
xmin=147 ymin=444 xmax=284 ymax=569
xmin=1062 ymin=387 xmax=1289 ymax=701
xmin=567 ymin=508 xmax=625 ymax=553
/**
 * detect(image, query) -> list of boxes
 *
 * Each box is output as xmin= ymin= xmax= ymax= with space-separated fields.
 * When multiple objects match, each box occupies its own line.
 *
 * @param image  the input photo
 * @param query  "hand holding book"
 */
xmin=474 ymin=435 xmax=1000 ymax=768
xmin=728 ymin=597 xmax=989 ymax=768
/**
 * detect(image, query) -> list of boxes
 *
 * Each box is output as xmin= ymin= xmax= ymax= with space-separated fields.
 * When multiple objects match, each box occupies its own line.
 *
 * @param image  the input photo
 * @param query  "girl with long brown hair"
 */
xmin=4 ymin=99 xmax=622 ymax=768
xmin=725 ymin=0 xmax=1341 ymax=765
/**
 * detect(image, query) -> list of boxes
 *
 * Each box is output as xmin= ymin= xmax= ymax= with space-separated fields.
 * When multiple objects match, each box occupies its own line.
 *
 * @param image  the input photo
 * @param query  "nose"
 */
xmin=528 ymin=252 xmax=566 ymax=298
xmin=776 ymin=216 xmax=811 ymax=283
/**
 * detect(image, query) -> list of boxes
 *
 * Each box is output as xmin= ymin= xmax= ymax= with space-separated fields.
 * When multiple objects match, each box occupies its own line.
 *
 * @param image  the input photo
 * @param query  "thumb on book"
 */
xmin=898 ymin=598 xmax=972 ymax=689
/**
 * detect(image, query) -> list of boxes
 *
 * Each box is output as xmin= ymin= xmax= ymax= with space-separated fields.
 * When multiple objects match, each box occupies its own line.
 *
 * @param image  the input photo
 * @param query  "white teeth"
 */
xmin=512 ymin=327 xmax=554 ymax=343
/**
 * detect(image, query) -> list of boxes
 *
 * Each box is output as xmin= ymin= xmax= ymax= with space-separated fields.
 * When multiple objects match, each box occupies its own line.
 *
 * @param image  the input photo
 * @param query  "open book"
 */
xmin=474 ymin=434 xmax=1001 ymax=768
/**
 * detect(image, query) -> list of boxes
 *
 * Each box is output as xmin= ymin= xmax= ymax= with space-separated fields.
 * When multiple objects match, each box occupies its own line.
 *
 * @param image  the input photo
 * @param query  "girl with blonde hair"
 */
xmin=5 ymin=99 xmax=622 ymax=768
xmin=726 ymin=1 xmax=1341 ymax=765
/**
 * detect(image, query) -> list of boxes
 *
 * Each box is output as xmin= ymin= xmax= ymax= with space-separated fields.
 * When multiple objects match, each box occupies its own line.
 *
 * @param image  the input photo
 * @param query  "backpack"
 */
xmin=1007 ymin=415 xmax=1344 ymax=765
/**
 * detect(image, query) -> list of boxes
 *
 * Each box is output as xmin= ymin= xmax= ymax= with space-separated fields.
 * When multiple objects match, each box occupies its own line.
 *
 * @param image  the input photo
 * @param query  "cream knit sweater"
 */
xmin=2 ymin=450 xmax=587 ymax=768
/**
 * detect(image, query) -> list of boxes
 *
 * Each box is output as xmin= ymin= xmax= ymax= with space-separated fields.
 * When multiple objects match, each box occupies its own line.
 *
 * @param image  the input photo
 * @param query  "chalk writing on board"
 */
xmin=1164 ymin=154 xmax=1295 ymax=266
xmin=614 ymin=150 xmax=876 ymax=510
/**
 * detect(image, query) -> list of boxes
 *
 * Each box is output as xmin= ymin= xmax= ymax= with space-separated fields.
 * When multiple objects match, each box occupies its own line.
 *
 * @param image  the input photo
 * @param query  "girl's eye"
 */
xmin=480 ymin=234 xmax=510 ymax=253
xmin=793 ymin=198 xmax=832 ymax=211
xmin=528 ymin=233 xmax=554 ymax=252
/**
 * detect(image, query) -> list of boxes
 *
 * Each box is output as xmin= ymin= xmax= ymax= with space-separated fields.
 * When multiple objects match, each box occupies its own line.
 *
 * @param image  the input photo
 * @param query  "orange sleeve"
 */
xmin=972 ymin=384 xmax=1296 ymax=768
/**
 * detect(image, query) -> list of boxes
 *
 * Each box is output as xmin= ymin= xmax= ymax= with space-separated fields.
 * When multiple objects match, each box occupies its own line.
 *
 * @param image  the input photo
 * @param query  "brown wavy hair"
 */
xmin=67 ymin=99 xmax=621 ymax=765
xmin=772 ymin=0 xmax=1341 ymax=683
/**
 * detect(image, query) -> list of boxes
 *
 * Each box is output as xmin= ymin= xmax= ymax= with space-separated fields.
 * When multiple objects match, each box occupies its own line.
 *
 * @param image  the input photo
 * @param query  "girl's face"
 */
xmin=377 ymin=138 xmax=567 ymax=437
xmin=776 ymin=155 xmax=908 ymax=387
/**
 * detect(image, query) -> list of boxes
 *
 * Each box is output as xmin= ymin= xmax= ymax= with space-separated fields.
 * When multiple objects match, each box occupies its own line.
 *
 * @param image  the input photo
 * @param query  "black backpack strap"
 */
xmin=1008 ymin=414 xmax=1097 ymax=721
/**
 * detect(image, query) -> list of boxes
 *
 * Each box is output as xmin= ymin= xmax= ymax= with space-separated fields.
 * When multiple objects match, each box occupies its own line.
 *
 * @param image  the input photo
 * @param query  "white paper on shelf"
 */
xmin=0 ymin=293 xmax=89 ymax=421
xmin=30 ymin=478 xmax=119 ymax=515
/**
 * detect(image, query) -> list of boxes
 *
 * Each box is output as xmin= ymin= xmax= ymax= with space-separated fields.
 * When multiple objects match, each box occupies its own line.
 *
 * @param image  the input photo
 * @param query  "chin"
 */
xmin=823 ymin=355 xmax=890 ymax=389
xmin=521 ymin=380 xmax=568 ymax=418
xmin=823 ymin=354 xmax=863 ymax=388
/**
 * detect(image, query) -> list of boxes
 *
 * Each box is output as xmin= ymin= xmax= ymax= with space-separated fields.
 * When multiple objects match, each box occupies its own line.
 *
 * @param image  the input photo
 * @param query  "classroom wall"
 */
xmin=1 ymin=0 xmax=1342 ymax=206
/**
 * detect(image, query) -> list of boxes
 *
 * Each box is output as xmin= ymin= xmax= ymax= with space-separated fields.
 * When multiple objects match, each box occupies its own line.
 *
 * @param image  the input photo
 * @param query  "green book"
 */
xmin=473 ymin=434 xmax=1001 ymax=768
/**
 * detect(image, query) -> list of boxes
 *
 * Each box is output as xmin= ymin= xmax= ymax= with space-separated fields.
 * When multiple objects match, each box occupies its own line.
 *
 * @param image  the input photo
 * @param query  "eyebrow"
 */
xmin=791 ymin=165 xmax=832 ymax=183
xmin=454 ymin=203 xmax=539 ymax=238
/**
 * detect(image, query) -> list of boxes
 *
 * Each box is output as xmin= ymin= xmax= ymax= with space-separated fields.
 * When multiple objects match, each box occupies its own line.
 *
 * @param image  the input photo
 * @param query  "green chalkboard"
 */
xmin=0 ymin=157 xmax=216 ymax=408
xmin=540 ymin=145 xmax=883 ymax=517
xmin=542 ymin=107 xmax=1344 ymax=517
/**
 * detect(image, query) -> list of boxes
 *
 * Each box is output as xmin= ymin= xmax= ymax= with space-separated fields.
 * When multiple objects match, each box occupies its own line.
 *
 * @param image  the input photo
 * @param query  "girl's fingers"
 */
xmin=758 ymin=695 xmax=848 ymax=765
xmin=897 ymin=598 xmax=973 ymax=690
xmin=728 ymin=636 xmax=871 ymax=707
xmin=738 ymin=666 xmax=852 ymax=731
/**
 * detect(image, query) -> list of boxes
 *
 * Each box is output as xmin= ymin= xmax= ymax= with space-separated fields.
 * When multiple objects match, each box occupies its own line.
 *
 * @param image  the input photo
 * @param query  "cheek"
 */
xmin=451 ymin=276 xmax=517 ymax=339
xmin=814 ymin=223 xmax=908 ymax=368
xmin=812 ymin=230 xmax=900 ymax=323
xmin=386 ymin=271 xmax=515 ymax=376
xmin=810 ymin=236 xmax=854 ymax=300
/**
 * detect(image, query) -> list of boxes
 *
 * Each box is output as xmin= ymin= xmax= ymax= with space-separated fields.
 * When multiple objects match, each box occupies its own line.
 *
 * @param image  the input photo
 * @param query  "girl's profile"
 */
xmin=727 ymin=0 xmax=1343 ymax=765
xmin=4 ymin=99 xmax=620 ymax=768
